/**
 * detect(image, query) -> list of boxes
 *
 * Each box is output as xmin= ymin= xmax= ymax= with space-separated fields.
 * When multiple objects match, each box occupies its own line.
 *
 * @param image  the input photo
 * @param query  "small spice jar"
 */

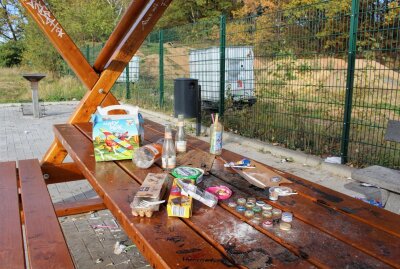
xmin=235 ymin=205 xmax=246 ymax=214
xmin=262 ymin=204 xmax=273 ymax=211
xmin=262 ymin=210 xmax=273 ymax=219
xmin=272 ymin=208 xmax=282 ymax=217
xmin=244 ymin=210 xmax=255 ymax=218
xmin=247 ymin=197 xmax=256 ymax=204
xmin=228 ymin=201 xmax=237 ymax=208
xmin=280 ymin=222 xmax=292 ymax=231
xmin=252 ymin=206 xmax=262 ymax=214
xmin=237 ymin=198 xmax=247 ymax=206
xmin=253 ymin=214 xmax=263 ymax=223
xmin=281 ymin=212 xmax=293 ymax=223
xmin=245 ymin=201 xmax=255 ymax=209
xmin=256 ymin=200 xmax=266 ymax=207
xmin=262 ymin=220 xmax=273 ymax=229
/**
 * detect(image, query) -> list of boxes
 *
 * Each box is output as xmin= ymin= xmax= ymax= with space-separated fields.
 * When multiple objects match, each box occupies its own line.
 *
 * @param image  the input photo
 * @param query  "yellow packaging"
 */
xmin=167 ymin=178 xmax=193 ymax=218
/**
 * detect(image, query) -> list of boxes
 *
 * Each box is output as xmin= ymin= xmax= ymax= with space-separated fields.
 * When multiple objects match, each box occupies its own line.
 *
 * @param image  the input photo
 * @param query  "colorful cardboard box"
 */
xmin=92 ymin=105 xmax=143 ymax=162
xmin=167 ymin=178 xmax=193 ymax=218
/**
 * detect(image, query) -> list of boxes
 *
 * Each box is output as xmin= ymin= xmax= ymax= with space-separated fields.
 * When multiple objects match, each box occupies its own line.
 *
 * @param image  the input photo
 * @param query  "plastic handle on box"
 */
xmin=97 ymin=105 xmax=139 ymax=116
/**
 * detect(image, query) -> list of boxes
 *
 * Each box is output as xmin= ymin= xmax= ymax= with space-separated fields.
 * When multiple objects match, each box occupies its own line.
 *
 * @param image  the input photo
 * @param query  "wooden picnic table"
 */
xmin=53 ymin=120 xmax=400 ymax=269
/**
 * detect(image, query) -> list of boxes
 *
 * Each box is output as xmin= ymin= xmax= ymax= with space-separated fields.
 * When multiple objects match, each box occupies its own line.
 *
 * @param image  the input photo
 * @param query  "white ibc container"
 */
xmin=117 ymin=56 xmax=140 ymax=83
xmin=189 ymin=46 xmax=255 ymax=108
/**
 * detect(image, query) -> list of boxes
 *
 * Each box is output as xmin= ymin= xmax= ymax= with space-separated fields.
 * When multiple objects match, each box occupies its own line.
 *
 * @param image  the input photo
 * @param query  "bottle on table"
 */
xmin=132 ymin=139 xmax=163 ymax=169
xmin=175 ymin=114 xmax=187 ymax=153
xmin=210 ymin=113 xmax=223 ymax=155
xmin=162 ymin=124 xmax=176 ymax=170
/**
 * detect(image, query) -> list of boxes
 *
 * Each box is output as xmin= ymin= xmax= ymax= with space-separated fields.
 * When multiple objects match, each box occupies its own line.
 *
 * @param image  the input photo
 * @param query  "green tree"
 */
xmin=157 ymin=0 xmax=241 ymax=28
xmin=0 ymin=0 xmax=25 ymax=66
xmin=22 ymin=0 xmax=125 ymax=73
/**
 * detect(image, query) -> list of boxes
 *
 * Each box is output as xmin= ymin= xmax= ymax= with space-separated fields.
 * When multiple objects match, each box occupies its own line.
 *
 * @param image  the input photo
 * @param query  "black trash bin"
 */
xmin=174 ymin=78 xmax=201 ymax=135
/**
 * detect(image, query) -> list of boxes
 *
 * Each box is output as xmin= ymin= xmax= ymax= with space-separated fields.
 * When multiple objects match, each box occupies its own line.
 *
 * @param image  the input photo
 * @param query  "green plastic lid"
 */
xmin=171 ymin=166 xmax=202 ymax=180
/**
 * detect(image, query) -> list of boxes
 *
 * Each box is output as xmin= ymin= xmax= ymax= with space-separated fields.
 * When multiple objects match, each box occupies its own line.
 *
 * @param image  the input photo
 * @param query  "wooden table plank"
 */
xmin=0 ymin=161 xmax=26 ymax=269
xmin=143 ymin=119 xmax=400 ymax=238
xmin=54 ymin=124 xmax=238 ymax=269
xmin=18 ymin=159 xmax=75 ymax=269
xmin=140 ymin=122 xmax=396 ymax=269
xmin=74 ymin=122 xmax=314 ymax=269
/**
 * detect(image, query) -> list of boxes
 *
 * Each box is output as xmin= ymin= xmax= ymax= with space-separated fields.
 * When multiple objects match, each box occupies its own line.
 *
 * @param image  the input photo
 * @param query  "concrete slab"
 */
xmin=344 ymin=182 xmax=389 ymax=206
xmin=385 ymin=192 xmax=400 ymax=214
xmin=352 ymin=165 xmax=400 ymax=193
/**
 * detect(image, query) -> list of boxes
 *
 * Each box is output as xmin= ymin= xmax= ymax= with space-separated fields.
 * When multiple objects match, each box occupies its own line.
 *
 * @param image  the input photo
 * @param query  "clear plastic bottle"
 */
xmin=132 ymin=139 xmax=163 ymax=169
xmin=175 ymin=114 xmax=187 ymax=153
xmin=162 ymin=124 xmax=176 ymax=170
xmin=210 ymin=113 xmax=223 ymax=155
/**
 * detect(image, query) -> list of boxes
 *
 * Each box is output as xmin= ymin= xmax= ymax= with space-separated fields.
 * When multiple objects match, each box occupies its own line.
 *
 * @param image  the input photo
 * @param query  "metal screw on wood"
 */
xmin=98 ymin=88 xmax=105 ymax=94
xmin=43 ymin=174 xmax=50 ymax=180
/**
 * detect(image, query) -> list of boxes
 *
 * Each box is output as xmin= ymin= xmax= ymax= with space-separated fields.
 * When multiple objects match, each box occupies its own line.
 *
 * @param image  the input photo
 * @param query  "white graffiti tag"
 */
xmin=25 ymin=0 xmax=65 ymax=38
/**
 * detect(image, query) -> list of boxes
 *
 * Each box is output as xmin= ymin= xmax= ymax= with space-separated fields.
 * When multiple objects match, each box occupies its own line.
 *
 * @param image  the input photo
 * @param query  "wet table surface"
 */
xmin=54 ymin=120 xmax=400 ymax=269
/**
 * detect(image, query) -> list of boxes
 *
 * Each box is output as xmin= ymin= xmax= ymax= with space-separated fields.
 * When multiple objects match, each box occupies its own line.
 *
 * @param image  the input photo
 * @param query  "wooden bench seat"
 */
xmin=0 ymin=159 xmax=75 ymax=269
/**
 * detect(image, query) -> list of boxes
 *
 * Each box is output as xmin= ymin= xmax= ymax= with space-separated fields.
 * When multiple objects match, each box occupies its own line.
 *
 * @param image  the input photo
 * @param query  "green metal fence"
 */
xmin=81 ymin=0 xmax=400 ymax=168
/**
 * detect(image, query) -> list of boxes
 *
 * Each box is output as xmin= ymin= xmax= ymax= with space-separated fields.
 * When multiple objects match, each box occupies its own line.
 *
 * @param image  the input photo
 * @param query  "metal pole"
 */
xmin=31 ymin=81 xmax=40 ymax=118
xmin=159 ymin=30 xmax=164 ymax=107
xmin=341 ymin=0 xmax=360 ymax=164
xmin=126 ymin=62 xmax=131 ymax=99
xmin=219 ymin=15 xmax=226 ymax=117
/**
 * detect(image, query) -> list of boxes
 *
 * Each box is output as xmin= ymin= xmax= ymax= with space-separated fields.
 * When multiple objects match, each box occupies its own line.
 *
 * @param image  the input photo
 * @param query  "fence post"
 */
xmin=219 ymin=15 xmax=226 ymax=116
xmin=341 ymin=0 xmax=360 ymax=164
xmin=159 ymin=30 xmax=164 ymax=107
xmin=126 ymin=62 xmax=131 ymax=99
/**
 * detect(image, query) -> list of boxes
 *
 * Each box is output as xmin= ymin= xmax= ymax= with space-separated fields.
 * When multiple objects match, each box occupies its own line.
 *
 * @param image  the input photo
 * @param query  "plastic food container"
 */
xmin=171 ymin=166 xmax=204 ymax=184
